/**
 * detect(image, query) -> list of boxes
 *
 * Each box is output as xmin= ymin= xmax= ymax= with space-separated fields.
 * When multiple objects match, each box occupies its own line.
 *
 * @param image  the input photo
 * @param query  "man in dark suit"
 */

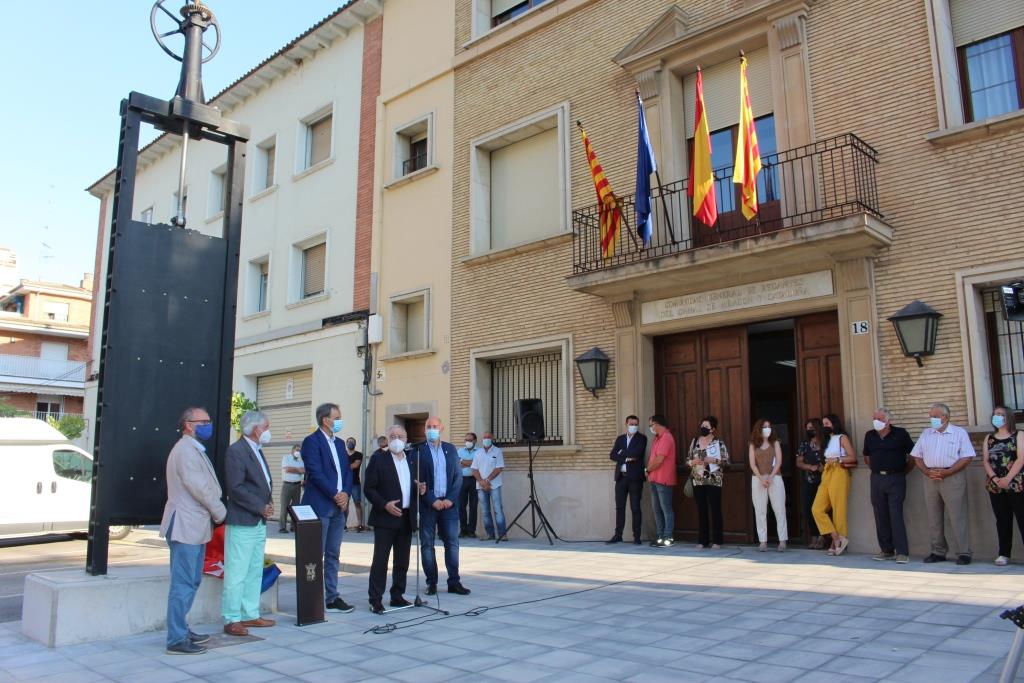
xmin=300 ymin=402 xmax=354 ymax=614
xmin=364 ymin=424 xmax=419 ymax=614
xmin=222 ymin=410 xmax=276 ymax=636
xmin=412 ymin=416 xmax=471 ymax=596
xmin=607 ymin=414 xmax=648 ymax=545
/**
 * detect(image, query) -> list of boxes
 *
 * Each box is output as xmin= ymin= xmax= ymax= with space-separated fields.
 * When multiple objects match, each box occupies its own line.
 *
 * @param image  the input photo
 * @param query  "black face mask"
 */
xmin=699 ymin=427 xmax=711 ymax=437
xmin=805 ymin=429 xmax=815 ymax=440
xmin=822 ymin=427 xmax=834 ymax=437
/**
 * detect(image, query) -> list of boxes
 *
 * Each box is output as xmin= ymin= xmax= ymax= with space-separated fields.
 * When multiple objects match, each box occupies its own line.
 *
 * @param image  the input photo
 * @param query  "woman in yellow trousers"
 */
xmin=812 ymin=413 xmax=858 ymax=556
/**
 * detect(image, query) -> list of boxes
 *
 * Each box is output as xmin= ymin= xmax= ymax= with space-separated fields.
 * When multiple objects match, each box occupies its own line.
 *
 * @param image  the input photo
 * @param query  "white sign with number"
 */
xmin=851 ymin=321 xmax=870 ymax=335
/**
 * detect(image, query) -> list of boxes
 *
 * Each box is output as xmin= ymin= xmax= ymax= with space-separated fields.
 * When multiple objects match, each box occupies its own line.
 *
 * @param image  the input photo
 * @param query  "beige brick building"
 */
xmin=448 ymin=0 xmax=1024 ymax=555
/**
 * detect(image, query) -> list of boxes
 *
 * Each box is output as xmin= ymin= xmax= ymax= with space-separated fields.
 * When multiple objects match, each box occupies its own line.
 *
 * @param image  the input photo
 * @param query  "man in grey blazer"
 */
xmin=160 ymin=406 xmax=226 ymax=655
xmin=222 ymin=410 xmax=276 ymax=636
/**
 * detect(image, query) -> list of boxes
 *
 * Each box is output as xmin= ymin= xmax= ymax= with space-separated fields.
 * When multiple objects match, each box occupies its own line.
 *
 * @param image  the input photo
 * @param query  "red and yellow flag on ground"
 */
xmin=688 ymin=67 xmax=717 ymax=228
xmin=579 ymin=125 xmax=623 ymax=259
xmin=733 ymin=54 xmax=762 ymax=220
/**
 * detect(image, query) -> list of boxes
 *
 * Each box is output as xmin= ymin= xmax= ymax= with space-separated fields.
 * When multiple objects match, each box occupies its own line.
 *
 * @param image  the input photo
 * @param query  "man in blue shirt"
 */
xmin=457 ymin=433 xmax=479 ymax=538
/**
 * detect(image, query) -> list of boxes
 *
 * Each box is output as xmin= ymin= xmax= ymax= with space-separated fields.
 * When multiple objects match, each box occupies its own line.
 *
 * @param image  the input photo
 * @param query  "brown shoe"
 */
xmin=240 ymin=617 xmax=276 ymax=628
xmin=223 ymin=622 xmax=249 ymax=636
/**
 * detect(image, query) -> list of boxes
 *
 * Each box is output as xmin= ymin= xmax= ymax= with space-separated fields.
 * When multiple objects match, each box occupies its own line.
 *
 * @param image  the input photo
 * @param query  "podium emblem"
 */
xmin=305 ymin=563 xmax=317 ymax=582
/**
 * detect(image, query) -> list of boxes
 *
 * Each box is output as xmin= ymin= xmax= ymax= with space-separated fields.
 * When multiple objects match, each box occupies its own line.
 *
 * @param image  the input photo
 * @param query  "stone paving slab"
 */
xmin=4 ymin=537 xmax=1024 ymax=682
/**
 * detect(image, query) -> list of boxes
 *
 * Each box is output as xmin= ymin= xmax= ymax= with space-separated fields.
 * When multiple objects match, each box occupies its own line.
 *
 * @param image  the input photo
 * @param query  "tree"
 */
xmin=0 ymin=399 xmax=26 ymax=418
xmin=231 ymin=392 xmax=258 ymax=433
xmin=47 ymin=413 xmax=87 ymax=440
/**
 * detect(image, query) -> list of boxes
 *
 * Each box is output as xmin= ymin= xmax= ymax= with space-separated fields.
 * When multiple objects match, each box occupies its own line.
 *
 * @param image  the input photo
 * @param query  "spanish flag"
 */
xmin=733 ymin=54 xmax=762 ymax=220
xmin=579 ymin=124 xmax=623 ymax=259
xmin=688 ymin=67 xmax=717 ymax=228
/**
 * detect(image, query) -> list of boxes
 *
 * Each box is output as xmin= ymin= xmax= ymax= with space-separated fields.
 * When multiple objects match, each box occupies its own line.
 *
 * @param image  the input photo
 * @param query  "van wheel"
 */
xmin=109 ymin=525 xmax=132 ymax=541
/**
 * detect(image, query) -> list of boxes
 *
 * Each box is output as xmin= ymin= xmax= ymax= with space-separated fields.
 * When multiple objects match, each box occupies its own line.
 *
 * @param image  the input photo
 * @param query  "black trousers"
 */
xmin=802 ymin=479 xmax=820 ymax=538
xmin=614 ymin=477 xmax=643 ymax=540
xmin=693 ymin=484 xmax=723 ymax=546
xmin=870 ymin=472 xmax=908 ymax=556
xmin=368 ymin=510 xmax=412 ymax=602
xmin=458 ymin=476 xmax=478 ymax=534
xmin=989 ymin=491 xmax=1024 ymax=557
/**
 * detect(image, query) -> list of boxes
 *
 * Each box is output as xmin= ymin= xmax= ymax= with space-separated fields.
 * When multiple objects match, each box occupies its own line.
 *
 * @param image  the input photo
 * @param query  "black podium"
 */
xmin=289 ymin=505 xmax=326 ymax=626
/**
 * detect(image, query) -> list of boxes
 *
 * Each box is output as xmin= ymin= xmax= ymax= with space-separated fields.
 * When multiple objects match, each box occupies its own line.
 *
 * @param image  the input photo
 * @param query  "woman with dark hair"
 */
xmin=687 ymin=415 xmax=729 ymax=549
xmin=983 ymin=405 xmax=1024 ymax=566
xmin=812 ymin=413 xmax=857 ymax=556
xmin=645 ymin=414 xmax=677 ymax=548
xmin=796 ymin=418 xmax=826 ymax=549
xmin=748 ymin=418 xmax=787 ymax=552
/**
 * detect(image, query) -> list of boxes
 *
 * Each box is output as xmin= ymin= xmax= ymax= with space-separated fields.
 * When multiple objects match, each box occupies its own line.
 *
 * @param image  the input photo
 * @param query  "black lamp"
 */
xmin=888 ymin=300 xmax=942 ymax=367
xmin=574 ymin=347 xmax=609 ymax=397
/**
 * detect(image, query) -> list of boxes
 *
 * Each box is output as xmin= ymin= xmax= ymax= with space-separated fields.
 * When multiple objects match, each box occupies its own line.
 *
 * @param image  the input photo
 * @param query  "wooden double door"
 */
xmin=654 ymin=312 xmax=843 ymax=543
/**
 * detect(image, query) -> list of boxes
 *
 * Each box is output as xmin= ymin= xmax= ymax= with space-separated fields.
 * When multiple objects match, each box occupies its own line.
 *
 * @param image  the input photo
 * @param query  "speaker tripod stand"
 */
xmin=497 ymin=441 xmax=559 ymax=545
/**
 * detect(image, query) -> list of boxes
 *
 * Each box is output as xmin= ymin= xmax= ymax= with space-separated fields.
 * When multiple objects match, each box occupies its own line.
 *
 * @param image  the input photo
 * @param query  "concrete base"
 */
xmin=21 ymin=566 xmax=278 ymax=648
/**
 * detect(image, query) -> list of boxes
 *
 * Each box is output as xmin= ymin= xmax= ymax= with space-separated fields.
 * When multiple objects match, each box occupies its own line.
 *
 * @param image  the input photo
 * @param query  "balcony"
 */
xmin=568 ymin=134 xmax=893 ymax=297
xmin=0 ymin=353 xmax=86 ymax=391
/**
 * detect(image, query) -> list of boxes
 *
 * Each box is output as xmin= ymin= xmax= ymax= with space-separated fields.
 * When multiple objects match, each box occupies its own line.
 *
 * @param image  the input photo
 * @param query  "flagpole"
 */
xmin=636 ymin=88 xmax=678 ymax=244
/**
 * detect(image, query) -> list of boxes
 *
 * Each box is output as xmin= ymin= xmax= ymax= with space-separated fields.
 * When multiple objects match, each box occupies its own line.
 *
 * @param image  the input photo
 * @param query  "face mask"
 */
xmin=482 ymin=438 xmax=493 ymax=448
xmin=346 ymin=441 xmax=356 ymax=451
xmin=626 ymin=425 xmax=639 ymax=435
xmin=331 ymin=418 xmax=343 ymax=434
xmin=389 ymin=438 xmax=406 ymax=453
xmin=761 ymin=427 xmax=772 ymax=438
xmin=822 ymin=426 xmax=834 ymax=437
xmin=649 ymin=425 xmax=657 ymax=435
xmin=259 ymin=429 xmax=272 ymax=445
xmin=993 ymin=414 xmax=1006 ymax=429
xmin=465 ymin=441 xmax=475 ymax=450
xmin=426 ymin=428 xmax=441 ymax=442
xmin=872 ymin=419 xmax=887 ymax=432
xmin=699 ymin=426 xmax=711 ymax=437
xmin=195 ymin=423 xmax=214 ymax=441
xmin=292 ymin=450 xmax=301 ymax=458
xmin=930 ymin=417 xmax=943 ymax=429
xmin=805 ymin=429 xmax=815 ymax=440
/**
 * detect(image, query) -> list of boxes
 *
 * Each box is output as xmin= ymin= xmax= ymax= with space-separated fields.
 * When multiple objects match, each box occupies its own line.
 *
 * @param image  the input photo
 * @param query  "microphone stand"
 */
xmin=407 ymin=442 xmax=447 ymax=616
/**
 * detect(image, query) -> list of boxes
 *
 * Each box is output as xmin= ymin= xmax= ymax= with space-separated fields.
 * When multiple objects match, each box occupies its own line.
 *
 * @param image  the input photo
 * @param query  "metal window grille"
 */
xmin=489 ymin=352 xmax=563 ymax=445
xmin=983 ymin=288 xmax=1024 ymax=412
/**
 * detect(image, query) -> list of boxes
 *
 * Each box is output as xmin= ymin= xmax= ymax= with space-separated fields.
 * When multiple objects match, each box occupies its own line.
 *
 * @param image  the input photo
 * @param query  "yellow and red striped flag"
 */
xmin=688 ymin=67 xmax=717 ymax=227
xmin=579 ymin=125 xmax=623 ymax=259
xmin=733 ymin=54 xmax=762 ymax=220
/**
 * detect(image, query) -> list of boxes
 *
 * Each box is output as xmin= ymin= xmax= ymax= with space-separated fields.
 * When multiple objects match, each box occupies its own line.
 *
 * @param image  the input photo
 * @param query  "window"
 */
xmin=140 ymin=207 xmax=154 ymax=224
xmin=208 ymin=165 xmax=227 ymax=217
xmin=40 ymin=342 xmax=69 ymax=361
xmin=301 ymin=242 xmax=327 ymax=299
xmin=491 ymin=0 xmax=552 ymax=27
xmin=37 ymin=399 xmax=63 ymax=417
xmin=489 ymin=352 xmax=564 ymax=445
xmin=983 ymin=287 xmax=1024 ymax=415
xmin=254 ymin=137 xmax=276 ymax=192
xmin=245 ymin=257 xmax=270 ymax=315
xmin=959 ymin=29 xmax=1024 ymax=122
xmin=393 ymin=114 xmax=433 ymax=180
xmin=389 ymin=290 xmax=430 ymax=355
xmin=42 ymin=303 xmax=70 ymax=323
xmin=302 ymin=111 xmax=333 ymax=169
xmin=258 ymin=261 xmax=269 ymax=312
xmin=52 ymin=449 xmax=92 ymax=482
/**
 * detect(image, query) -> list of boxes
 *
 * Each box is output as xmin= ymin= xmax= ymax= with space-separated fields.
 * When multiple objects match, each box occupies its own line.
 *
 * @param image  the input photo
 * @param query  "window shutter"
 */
xmin=302 ymin=243 xmax=326 ymax=298
xmin=308 ymin=115 xmax=332 ymax=166
xmin=490 ymin=127 xmax=560 ymax=250
xmin=683 ymin=47 xmax=773 ymax=138
xmin=950 ymin=0 xmax=1024 ymax=47
xmin=492 ymin=0 xmax=524 ymax=17
xmin=265 ymin=145 xmax=275 ymax=188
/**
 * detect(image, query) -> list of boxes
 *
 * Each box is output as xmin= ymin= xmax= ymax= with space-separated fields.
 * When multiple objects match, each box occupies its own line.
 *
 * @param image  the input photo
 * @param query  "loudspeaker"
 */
xmin=514 ymin=398 xmax=545 ymax=442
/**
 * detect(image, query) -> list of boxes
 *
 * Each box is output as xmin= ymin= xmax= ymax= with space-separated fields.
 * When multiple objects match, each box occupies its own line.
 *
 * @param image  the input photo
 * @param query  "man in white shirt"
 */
xmin=911 ymin=402 xmax=976 ymax=565
xmin=279 ymin=445 xmax=304 ymax=533
xmin=472 ymin=431 xmax=507 ymax=541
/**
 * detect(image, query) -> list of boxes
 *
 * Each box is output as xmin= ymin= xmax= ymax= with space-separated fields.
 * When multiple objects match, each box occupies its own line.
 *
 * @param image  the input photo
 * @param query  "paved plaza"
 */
xmin=3 ymin=532 xmax=1024 ymax=682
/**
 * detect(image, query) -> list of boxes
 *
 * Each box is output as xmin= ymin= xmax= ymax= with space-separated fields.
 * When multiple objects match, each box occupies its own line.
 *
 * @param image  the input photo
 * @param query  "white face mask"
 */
xmin=626 ymin=425 xmax=639 ymax=435
xmin=872 ymin=419 xmax=887 ymax=432
xmin=649 ymin=425 xmax=657 ymax=435
xmin=465 ymin=441 xmax=475 ymax=449
xmin=761 ymin=427 xmax=772 ymax=438
xmin=259 ymin=429 xmax=272 ymax=445
xmin=389 ymin=438 xmax=406 ymax=454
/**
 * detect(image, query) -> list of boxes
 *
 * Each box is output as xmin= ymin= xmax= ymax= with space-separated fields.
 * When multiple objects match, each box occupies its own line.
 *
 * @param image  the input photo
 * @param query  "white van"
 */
xmin=0 ymin=418 xmax=131 ymax=540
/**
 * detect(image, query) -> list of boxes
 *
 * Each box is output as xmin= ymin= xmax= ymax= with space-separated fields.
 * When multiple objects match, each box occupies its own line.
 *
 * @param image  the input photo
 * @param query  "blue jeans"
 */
xmin=166 ymin=522 xmax=205 ymax=647
xmin=320 ymin=507 xmax=347 ymax=602
xmin=480 ymin=486 xmax=507 ymax=538
xmin=650 ymin=482 xmax=675 ymax=540
xmin=419 ymin=504 xmax=460 ymax=587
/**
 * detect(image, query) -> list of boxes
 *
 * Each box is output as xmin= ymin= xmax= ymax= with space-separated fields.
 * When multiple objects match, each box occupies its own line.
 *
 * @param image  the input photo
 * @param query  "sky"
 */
xmin=0 ymin=1 xmax=345 ymax=285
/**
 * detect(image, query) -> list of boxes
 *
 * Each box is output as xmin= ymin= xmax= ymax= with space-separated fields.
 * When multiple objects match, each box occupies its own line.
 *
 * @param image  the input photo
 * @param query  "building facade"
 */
xmin=86 ymin=1 xmax=384 ymax=507
xmin=449 ymin=0 xmax=1024 ymax=555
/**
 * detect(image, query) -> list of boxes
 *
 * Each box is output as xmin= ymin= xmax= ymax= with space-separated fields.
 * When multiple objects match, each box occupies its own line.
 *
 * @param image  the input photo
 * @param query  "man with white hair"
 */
xmin=222 ymin=410 xmax=276 ymax=636
xmin=863 ymin=408 xmax=915 ymax=563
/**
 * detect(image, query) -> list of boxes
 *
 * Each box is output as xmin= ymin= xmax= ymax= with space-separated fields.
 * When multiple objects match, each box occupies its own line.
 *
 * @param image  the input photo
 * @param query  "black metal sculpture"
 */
xmin=87 ymin=1 xmax=249 ymax=575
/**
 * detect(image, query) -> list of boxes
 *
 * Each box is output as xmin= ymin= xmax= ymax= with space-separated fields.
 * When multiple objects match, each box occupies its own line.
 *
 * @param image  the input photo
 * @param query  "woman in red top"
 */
xmin=646 ymin=414 xmax=677 ymax=548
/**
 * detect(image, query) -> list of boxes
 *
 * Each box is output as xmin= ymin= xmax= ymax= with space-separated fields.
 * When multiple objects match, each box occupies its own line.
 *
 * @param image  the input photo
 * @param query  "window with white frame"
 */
xmin=982 ymin=287 xmax=1024 ymax=416
xmin=140 ymin=206 xmax=154 ymax=224
xmin=388 ymin=290 xmax=430 ymax=355
xmin=245 ymin=256 xmax=270 ymax=314
xmin=472 ymin=0 xmax=554 ymax=36
xmin=254 ymin=137 xmax=276 ymax=192
xmin=42 ymin=302 xmax=70 ymax=322
xmin=300 ymin=109 xmax=333 ymax=171
xmin=394 ymin=114 xmax=433 ymax=179
xmin=470 ymin=104 xmax=570 ymax=254
xmin=290 ymin=236 xmax=327 ymax=303
xmin=208 ymin=165 xmax=226 ymax=217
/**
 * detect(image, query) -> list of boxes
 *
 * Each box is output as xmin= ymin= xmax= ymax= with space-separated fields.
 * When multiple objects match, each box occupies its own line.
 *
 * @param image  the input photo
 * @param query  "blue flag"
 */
xmin=635 ymin=94 xmax=658 ymax=246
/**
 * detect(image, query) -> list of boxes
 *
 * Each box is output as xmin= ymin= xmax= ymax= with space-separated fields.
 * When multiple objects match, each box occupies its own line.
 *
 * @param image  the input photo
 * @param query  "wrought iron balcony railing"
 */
xmin=572 ymin=133 xmax=881 ymax=274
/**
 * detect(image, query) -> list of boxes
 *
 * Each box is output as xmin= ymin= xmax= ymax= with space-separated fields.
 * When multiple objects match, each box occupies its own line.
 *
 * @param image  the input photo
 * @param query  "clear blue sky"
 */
xmin=0 ymin=1 xmax=344 ymax=285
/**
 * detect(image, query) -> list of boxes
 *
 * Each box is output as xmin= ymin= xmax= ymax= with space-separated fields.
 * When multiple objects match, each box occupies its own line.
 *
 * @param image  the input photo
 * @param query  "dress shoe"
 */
xmin=389 ymin=597 xmax=412 ymax=607
xmin=448 ymin=583 xmax=471 ymax=595
xmin=956 ymin=554 xmax=972 ymax=566
xmin=278 ymin=528 xmax=287 ymax=533
xmin=605 ymin=536 xmax=622 ymax=544
xmin=166 ymin=639 xmax=206 ymax=655
xmin=188 ymin=630 xmax=210 ymax=644
xmin=923 ymin=553 xmax=946 ymax=563
xmin=240 ymin=617 xmax=275 ymax=628
xmin=369 ymin=599 xmax=385 ymax=615
xmin=426 ymin=584 xmax=437 ymax=596
xmin=633 ymin=538 xmax=642 ymax=545
xmin=223 ymin=622 xmax=249 ymax=637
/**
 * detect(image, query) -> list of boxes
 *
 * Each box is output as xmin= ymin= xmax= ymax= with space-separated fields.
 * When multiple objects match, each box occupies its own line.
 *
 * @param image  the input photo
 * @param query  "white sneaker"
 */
xmin=996 ymin=555 xmax=1010 ymax=566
